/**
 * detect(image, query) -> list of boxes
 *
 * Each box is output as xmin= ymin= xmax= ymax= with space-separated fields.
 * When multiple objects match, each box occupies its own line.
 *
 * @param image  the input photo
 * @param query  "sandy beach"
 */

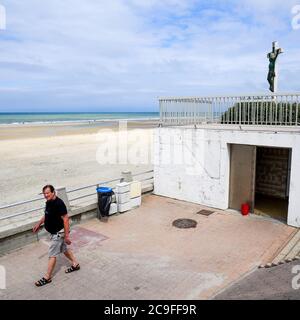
xmin=0 ymin=120 xmax=157 ymax=207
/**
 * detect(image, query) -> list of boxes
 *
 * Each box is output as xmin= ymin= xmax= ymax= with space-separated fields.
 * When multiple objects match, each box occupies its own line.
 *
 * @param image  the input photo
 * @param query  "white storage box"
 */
xmin=116 ymin=192 xmax=130 ymax=204
xmin=130 ymin=181 xmax=142 ymax=198
xmin=118 ymin=201 xmax=132 ymax=213
xmin=130 ymin=196 xmax=141 ymax=208
xmin=109 ymin=203 xmax=118 ymax=215
xmin=116 ymin=182 xmax=130 ymax=194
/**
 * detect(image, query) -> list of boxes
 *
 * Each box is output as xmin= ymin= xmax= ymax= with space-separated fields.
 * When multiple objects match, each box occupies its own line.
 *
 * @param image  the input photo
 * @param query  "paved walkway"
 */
xmin=0 ymin=195 xmax=296 ymax=300
xmin=214 ymin=260 xmax=300 ymax=300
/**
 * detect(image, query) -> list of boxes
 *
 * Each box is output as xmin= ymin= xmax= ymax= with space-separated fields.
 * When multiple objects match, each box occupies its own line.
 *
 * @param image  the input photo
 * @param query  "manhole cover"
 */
xmin=172 ymin=218 xmax=197 ymax=229
xmin=197 ymin=209 xmax=214 ymax=216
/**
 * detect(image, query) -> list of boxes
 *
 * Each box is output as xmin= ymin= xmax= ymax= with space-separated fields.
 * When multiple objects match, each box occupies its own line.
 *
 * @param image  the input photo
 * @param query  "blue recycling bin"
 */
xmin=96 ymin=187 xmax=114 ymax=219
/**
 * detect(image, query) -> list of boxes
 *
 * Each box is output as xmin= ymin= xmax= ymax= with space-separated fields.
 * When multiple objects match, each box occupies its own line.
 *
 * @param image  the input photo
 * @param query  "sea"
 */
xmin=0 ymin=112 xmax=160 ymax=125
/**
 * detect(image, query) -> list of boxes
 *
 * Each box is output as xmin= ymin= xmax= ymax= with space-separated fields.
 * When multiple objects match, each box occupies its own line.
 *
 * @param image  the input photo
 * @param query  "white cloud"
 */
xmin=0 ymin=0 xmax=299 ymax=111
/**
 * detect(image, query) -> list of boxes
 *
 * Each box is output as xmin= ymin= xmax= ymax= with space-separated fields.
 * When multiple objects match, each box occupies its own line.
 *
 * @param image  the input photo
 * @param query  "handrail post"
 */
xmin=121 ymin=170 xmax=133 ymax=183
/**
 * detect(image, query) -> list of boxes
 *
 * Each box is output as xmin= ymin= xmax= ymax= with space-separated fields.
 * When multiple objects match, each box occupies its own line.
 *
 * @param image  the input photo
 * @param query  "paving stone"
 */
xmin=0 ymin=195 xmax=295 ymax=300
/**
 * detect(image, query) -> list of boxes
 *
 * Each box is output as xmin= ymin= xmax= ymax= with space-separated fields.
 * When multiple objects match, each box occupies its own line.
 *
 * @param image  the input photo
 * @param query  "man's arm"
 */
xmin=32 ymin=215 xmax=45 ymax=233
xmin=274 ymin=48 xmax=282 ymax=61
xmin=62 ymin=214 xmax=71 ymax=245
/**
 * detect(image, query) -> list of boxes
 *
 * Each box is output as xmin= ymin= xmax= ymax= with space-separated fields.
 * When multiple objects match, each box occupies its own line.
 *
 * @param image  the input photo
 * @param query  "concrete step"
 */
xmin=273 ymin=229 xmax=300 ymax=264
xmin=285 ymin=235 xmax=300 ymax=260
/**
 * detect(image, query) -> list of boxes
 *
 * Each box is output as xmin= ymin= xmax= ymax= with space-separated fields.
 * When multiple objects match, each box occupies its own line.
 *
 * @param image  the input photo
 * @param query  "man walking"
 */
xmin=33 ymin=185 xmax=80 ymax=287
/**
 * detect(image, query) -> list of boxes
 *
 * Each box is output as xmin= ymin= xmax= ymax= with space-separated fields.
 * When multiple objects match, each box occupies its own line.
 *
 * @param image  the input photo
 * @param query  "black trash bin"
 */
xmin=96 ymin=187 xmax=114 ymax=219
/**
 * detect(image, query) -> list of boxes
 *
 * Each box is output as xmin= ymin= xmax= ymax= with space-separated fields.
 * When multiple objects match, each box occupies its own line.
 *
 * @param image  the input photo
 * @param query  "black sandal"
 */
xmin=65 ymin=264 xmax=80 ymax=273
xmin=35 ymin=277 xmax=52 ymax=287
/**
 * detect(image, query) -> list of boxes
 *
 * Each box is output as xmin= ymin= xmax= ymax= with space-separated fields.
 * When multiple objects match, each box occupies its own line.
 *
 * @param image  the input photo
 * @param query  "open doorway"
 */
xmin=254 ymin=147 xmax=291 ymax=222
xmin=229 ymin=144 xmax=291 ymax=223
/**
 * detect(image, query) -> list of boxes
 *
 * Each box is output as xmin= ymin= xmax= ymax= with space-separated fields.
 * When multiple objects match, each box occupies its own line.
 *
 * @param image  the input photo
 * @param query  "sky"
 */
xmin=0 ymin=0 xmax=299 ymax=112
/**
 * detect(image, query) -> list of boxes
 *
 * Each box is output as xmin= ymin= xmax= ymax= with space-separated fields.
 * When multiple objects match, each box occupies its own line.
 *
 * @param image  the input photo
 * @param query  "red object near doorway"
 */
xmin=241 ymin=203 xmax=250 ymax=216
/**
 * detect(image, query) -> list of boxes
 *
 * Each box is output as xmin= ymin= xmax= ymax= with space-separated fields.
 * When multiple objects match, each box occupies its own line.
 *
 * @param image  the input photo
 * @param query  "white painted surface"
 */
xmin=153 ymin=126 xmax=300 ymax=227
xmin=118 ymin=201 xmax=132 ymax=213
xmin=130 ymin=181 xmax=142 ymax=198
xmin=116 ymin=192 xmax=131 ymax=204
xmin=109 ymin=203 xmax=118 ymax=215
xmin=116 ymin=182 xmax=130 ymax=194
xmin=130 ymin=196 xmax=142 ymax=208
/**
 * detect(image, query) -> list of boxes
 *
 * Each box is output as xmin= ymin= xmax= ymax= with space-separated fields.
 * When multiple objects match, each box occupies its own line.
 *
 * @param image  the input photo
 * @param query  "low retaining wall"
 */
xmin=0 ymin=184 xmax=153 ymax=256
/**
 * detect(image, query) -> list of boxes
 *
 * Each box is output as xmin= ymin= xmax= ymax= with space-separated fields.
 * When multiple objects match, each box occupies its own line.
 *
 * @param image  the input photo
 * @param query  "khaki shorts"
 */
xmin=49 ymin=232 xmax=68 ymax=257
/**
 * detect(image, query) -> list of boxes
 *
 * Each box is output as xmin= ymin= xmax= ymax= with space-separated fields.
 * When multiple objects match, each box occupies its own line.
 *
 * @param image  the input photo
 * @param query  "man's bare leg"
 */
xmin=45 ymin=257 xmax=56 ymax=279
xmin=64 ymin=249 xmax=79 ymax=267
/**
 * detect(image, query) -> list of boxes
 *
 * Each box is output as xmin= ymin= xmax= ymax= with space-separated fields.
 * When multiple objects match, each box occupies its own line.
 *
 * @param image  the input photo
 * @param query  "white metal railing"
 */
xmin=0 ymin=170 xmax=154 ymax=221
xmin=159 ymin=93 xmax=300 ymax=126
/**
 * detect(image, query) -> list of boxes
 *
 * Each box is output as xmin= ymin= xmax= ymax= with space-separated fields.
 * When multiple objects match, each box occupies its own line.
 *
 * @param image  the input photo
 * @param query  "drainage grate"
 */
xmin=172 ymin=218 xmax=197 ymax=229
xmin=197 ymin=209 xmax=214 ymax=216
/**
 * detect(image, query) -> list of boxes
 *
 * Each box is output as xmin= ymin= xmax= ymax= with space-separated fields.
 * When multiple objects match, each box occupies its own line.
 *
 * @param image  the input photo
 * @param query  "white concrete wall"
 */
xmin=153 ymin=126 xmax=300 ymax=228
